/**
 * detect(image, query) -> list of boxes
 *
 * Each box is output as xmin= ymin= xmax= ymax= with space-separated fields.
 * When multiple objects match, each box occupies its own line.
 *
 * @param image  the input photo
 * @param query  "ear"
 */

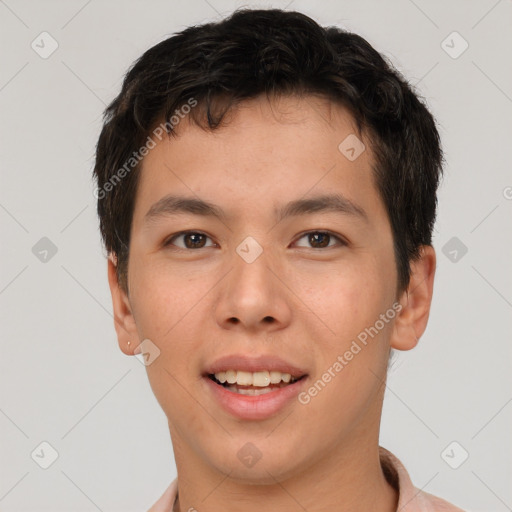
xmin=107 ymin=254 xmax=138 ymax=355
xmin=390 ymin=245 xmax=436 ymax=351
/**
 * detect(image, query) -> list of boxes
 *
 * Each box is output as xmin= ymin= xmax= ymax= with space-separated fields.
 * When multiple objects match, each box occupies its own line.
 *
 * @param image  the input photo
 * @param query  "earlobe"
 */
xmin=107 ymin=254 xmax=138 ymax=355
xmin=390 ymin=245 xmax=436 ymax=351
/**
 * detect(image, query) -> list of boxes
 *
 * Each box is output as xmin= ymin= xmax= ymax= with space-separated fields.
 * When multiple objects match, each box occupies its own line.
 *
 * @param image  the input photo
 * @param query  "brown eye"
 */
xmin=294 ymin=231 xmax=345 ymax=249
xmin=165 ymin=231 xmax=214 ymax=249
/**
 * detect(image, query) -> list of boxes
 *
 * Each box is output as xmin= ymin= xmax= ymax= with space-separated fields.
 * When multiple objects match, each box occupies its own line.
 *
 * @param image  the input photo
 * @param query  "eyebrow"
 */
xmin=143 ymin=193 xmax=368 ymax=225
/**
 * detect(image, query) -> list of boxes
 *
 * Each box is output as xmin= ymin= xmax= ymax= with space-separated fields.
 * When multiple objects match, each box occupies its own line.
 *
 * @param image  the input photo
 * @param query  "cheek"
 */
xmin=296 ymin=280 xmax=393 ymax=442
xmin=129 ymin=254 xmax=205 ymax=340
xmin=130 ymin=267 xmax=208 ymax=426
xmin=296 ymin=257 xmax=394 ymax=413
xmin=296 ymin=259 xmax=390 ymax=339
xmin=128 ymin=260 xmax=208 ymax=399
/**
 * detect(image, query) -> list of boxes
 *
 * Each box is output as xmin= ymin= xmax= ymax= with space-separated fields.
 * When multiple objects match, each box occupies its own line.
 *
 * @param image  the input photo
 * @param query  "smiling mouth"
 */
xmin=207 ymin=373 xmax=307 ymax=395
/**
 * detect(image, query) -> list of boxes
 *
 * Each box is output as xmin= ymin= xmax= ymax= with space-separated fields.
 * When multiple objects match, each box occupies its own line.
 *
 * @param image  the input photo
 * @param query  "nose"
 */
xmin=214 ymin=242 xmax=292 ymax=333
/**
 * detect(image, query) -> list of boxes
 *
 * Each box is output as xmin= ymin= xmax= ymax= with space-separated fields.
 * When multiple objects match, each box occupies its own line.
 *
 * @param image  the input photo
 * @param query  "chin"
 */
xmin=204 ymin=441 xmax=311 ymax=485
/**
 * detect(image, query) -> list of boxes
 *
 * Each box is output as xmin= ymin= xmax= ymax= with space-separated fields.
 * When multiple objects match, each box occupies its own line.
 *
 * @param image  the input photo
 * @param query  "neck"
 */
xmin=170 ymin=428 xmax=398 ymax=512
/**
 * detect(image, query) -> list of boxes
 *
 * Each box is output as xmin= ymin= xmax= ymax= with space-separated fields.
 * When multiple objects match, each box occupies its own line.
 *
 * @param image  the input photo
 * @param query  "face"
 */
xmin=111 ymin=94 xmax=417 ymax=484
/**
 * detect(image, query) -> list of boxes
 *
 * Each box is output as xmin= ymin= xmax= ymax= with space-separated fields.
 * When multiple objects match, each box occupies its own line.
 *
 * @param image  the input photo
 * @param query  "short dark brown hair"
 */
xmin=93 ymin=8 xmax=443 ymax=294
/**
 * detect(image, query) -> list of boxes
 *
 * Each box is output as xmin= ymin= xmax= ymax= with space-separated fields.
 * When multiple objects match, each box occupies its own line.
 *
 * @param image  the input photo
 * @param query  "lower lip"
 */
xmin=203 ymin=375 xmax=308 ymax=420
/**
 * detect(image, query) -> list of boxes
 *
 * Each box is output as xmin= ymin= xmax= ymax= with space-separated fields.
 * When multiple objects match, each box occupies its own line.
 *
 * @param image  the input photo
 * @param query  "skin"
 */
xmin=108 ymin=94 xmax=436 ymax=512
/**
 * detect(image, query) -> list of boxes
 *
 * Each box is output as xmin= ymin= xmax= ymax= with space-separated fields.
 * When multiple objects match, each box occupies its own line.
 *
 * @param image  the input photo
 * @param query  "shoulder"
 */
xmin=379 ymin=446 xmax=466 ymax=512
xmin=146 ymin=478 xmax=178 ymax=512
xmin=416 ymin=489 xmax=467 ymax=511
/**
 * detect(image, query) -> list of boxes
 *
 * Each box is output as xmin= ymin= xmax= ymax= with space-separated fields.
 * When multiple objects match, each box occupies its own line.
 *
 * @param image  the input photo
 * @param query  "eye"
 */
xmin=163 ymin=230 xmax=346 ymax=251
xmin=293 ymin=230 xmax=346 ymax=249
xmin=164 ymin=231 xmax=216 ymax=250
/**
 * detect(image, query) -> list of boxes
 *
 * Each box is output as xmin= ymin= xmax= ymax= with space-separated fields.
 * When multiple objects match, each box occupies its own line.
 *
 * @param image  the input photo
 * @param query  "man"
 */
xmin=93 ymin=8 xmax=465 ymax=511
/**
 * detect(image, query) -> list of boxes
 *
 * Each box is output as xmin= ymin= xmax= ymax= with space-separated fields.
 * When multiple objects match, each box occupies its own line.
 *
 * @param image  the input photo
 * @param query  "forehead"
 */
xmin=132 ymin=94 xmax=382 ymax=225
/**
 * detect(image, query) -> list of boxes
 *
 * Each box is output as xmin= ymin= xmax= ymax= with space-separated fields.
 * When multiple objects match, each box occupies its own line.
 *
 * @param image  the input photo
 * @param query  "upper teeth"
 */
xmin=214 ymin=370 xmax=296 ymax=387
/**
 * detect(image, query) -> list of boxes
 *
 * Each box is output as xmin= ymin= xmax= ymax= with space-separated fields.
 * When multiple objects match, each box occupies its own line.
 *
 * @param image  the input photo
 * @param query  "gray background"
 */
xmin=1 ymin=0 xmax=511 ymax=510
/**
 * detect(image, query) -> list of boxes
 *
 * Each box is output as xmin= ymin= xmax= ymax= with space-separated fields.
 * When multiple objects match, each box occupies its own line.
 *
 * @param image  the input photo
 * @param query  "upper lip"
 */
xmin=204 ymin=354 xmax=308 ymax=379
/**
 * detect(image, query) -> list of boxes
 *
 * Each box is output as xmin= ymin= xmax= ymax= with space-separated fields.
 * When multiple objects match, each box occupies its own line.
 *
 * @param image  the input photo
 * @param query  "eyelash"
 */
xmin=163 ymin=230 xmax=347 ymax=251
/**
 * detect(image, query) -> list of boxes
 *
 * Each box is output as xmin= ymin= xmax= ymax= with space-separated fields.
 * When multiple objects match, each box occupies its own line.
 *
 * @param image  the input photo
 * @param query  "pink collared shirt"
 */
xmin=147 ymin=447 xmax=465 ymax=511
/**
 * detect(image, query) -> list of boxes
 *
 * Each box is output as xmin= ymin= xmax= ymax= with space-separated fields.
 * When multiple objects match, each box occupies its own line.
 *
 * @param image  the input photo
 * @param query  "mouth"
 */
xmin=206 ymin=371 xmax=307 ymax=396
xmin=202 ymin=354 xmax=310 ymax=419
